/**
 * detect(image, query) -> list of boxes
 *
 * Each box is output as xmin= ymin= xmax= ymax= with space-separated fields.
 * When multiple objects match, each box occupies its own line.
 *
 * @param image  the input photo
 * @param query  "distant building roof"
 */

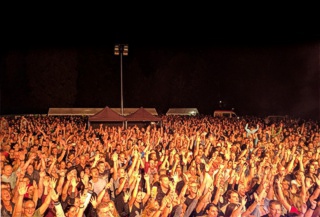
xmin=166 ymin=108 xmax=199 ymax=116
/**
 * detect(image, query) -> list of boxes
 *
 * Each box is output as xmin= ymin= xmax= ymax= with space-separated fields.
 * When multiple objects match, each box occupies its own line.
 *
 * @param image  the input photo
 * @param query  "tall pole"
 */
xmin=114 ymin=44 xmax=128 ymax=116
xmin=120 ymin=51 xmax=124 ymax=116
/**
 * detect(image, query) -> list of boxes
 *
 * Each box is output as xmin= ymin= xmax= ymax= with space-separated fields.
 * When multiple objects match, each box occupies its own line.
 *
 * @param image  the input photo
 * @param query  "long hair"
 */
xmin=141 ymin=200 xmax=159 ymax=217
xmin=224 ymin=203 xmax=239 ymax=217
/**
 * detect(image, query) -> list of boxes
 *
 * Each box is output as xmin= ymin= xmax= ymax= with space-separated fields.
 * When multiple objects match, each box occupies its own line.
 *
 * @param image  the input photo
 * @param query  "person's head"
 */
xmin=27 ymin=185 xmax=35 ymax=197
xmin=226 ymin=190 xmax=239 ymax=204
xmin=1 ymin=188 xmax=12 ymax=201
xmin=80 ymin=155 xmax=86 ymax=165
xmin=26 ymin=164 xmax=34 ymax=175
xmin=75 ymin=157 xmax=80 ymax=165
xmin=97 ymin=161 xmax=105 ymax=173
xmin=136 ymin=191 xmax=146 ymax=203
xmin=1 ymin=181 xmax=11 ymax=190
xmin=101 ymin=190 xmax=111 ymax=202
xmin=159 ymin=175 xmax=170 ymax=190
xmin=281 ymin=179 xmax=290 ymax=190
xmin=175 ymin=164 xmax=182 ymax=175
xmin=90 ymin=167 xmax=99 ymax=178
xmin=52 ymin=147 xmax=58 ymax=155
xmin=97 ymin=202 xmax=113 ymax=217
xmin=67 ymin=161 xmax=73 ymax=168
xmin=106 ymin=200 xmax=118 ymax=215
xmin=150 ymin=152 xmax=157 ymax=161
xmin=144 ymin=199 xmax=160 ymax=213
xmin=311 ymin=160 xmax=319 ymax=170
xmin=149 ymin=159 xmax=155 ymax=168
xmin=65 ymin=205 xmax=78 ymax=217
xmin=195 ymin=155 xmax=202 ymax=164
xmin=188 ymin=182 xmax=199 ymax=195
xmin=118 ymin=167 xmax=126 ymax=178
xmin=268 ymin=200 xmax=282 ymax=217
xmin=59 ymin=161 xmax=66 ymax=170
xmin=119 ymin=152 xmax=126 ymax=162
xmin=308 ymin=164 xmax=316 ymax=174
xmin=68 ymin=153 xmax=75 ymax=161
xmin=23 ymin=199 xmax=36 ymax=217
xmin=277 ymin=165 xmax=286 ymax=177
xmin=224 ymin=203 xmax=239 ymax=217
xmin=22 ymin=176 xmax=31 ymax=186
xmin=3 ymin=164 xmax=13 ymax=177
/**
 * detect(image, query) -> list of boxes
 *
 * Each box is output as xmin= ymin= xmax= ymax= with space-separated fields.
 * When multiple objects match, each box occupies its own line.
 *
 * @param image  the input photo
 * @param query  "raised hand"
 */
xmin=172 ymin=172 xmax=179 ymax=183
xmin=33 ymin=181 xmax=38 ymax=190
xmin=18 ymin=182 xmax=28 ymax=196
xmin=71 ymin=177 xmax=78 ymax=188
xmin=49 ymin=177 xmax=57 ymax=189
xmin=112 ymin=153 xmax=118 ymax=162
xmin=90 ymin=196 xmax=98 ymax=209
xmin=123 ymin=191 xmax=130 ymax=203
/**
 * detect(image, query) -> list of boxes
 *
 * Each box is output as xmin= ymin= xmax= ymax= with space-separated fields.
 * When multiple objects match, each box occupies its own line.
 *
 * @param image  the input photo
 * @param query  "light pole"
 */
xmin=114 ymin=44 xmax=128 ymax=116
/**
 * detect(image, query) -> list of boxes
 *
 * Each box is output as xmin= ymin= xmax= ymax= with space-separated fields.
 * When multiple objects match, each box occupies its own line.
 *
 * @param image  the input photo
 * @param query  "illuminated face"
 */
xmin=108 ymin=202 xmax=117 ymax=213
xmin=27 ymin=186 xmax=34 ymax=197
xmin=1 ymin=189 xmax=11 ymax=201
xmin=189 ymin=167 xmax=196 ymax=176
xmin=160 ymin=177 xmax=170 ymax=189
xmin=309 ymin=165 xmax=316 ymax=174
xmin=60 ymin=161 xmax=66 ymax=170
xmin=229 ymin=192 xmax=239 ymax=203
xmin=3 ymin=165 xmax=13 ymax=177
xmin=207 ymin=205 xmax=219 ymax=217
xmin=98 ymin=163 xmax=105 ymax=172
xmin=189 ymin=183 xmax=198 ymax=194
xmin=91 ymin=168 xmax=99 ymax=178
xmin=98 ymin=206 xmax=110 ymax=216
xmin=136 ymin=191 xmax=145 ymax=203
xmin=27 ymin=165 xmax=34 ymax=175
xmin=23 ymin=200 xmax=36 ymax=217
xmin=282 ymin=180 xmax=290 ymax=190
xmin=269 ymin=203 xmax=282 ymax=217
xmin=66 ymin=206 xmax=77 ymax=217
xmin=118 ymin=168 xmax=126 ymax=178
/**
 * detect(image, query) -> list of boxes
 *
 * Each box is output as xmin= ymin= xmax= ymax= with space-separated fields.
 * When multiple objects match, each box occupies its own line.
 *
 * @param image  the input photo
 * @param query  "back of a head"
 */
xmin=224 ymin=203 xmax=238 ymax=217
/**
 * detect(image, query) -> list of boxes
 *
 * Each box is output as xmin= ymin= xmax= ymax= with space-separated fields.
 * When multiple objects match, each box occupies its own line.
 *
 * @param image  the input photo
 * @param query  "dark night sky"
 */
xmin=1 ymin=12 xmax=320 ymax=119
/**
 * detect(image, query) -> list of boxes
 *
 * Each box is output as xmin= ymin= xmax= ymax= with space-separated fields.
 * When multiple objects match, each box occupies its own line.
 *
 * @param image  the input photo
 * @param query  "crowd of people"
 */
xmin=0 ymin=114 xmax=320 ymax=217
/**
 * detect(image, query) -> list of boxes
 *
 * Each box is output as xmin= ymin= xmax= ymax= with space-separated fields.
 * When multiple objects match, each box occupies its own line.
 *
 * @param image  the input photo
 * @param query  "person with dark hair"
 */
xmin=261 ymin=199 xmax=285 ymax=217
xmin=198 ymin=203 xmax=221 ymax=217
xmin=224 ymin=203 xmax=240 ymax=217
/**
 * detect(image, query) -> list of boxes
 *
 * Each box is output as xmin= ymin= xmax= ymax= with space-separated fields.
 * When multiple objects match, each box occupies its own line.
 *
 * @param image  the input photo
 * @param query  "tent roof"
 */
xmin=88 ymin=106 xmax=126 ymax=122
xmin=166 ymin=108 xmax=199 ymax=116
xmin=48 ymin=108 xmax=158 ymax=116
xmin=48 ymin=108 xmax=103 ymax=116
xmin=111 ymin=108 xmax=158 ymax=116
xmin=126 ymin=107 xmax=161 ymax=122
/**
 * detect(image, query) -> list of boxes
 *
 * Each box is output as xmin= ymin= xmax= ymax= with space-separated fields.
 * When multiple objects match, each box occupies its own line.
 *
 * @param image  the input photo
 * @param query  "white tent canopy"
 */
xmin=48 ymin=108 xmax=103 ymax=116
xmin=48 ymin=108 xmax=159 ymax=116
xmin=166 ymin=108 xmax=199 ymax=116
xmin=111 ymin=108 xmax=158 ymax=116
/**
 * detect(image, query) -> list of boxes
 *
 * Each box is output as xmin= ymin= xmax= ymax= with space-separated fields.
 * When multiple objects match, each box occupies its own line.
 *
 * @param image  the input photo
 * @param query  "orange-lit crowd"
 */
xmin=1 ymin=115 xmax=320 ymax=217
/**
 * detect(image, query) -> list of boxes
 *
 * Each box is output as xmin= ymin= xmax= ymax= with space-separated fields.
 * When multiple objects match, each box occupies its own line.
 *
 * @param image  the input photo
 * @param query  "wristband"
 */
xmin=79 ymin=205 xmax=85 ymax=209
xmin=54 ymin=201 xmax=60 ymax=206
xmin=310 ymin=207 xmax=316 ymax=210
